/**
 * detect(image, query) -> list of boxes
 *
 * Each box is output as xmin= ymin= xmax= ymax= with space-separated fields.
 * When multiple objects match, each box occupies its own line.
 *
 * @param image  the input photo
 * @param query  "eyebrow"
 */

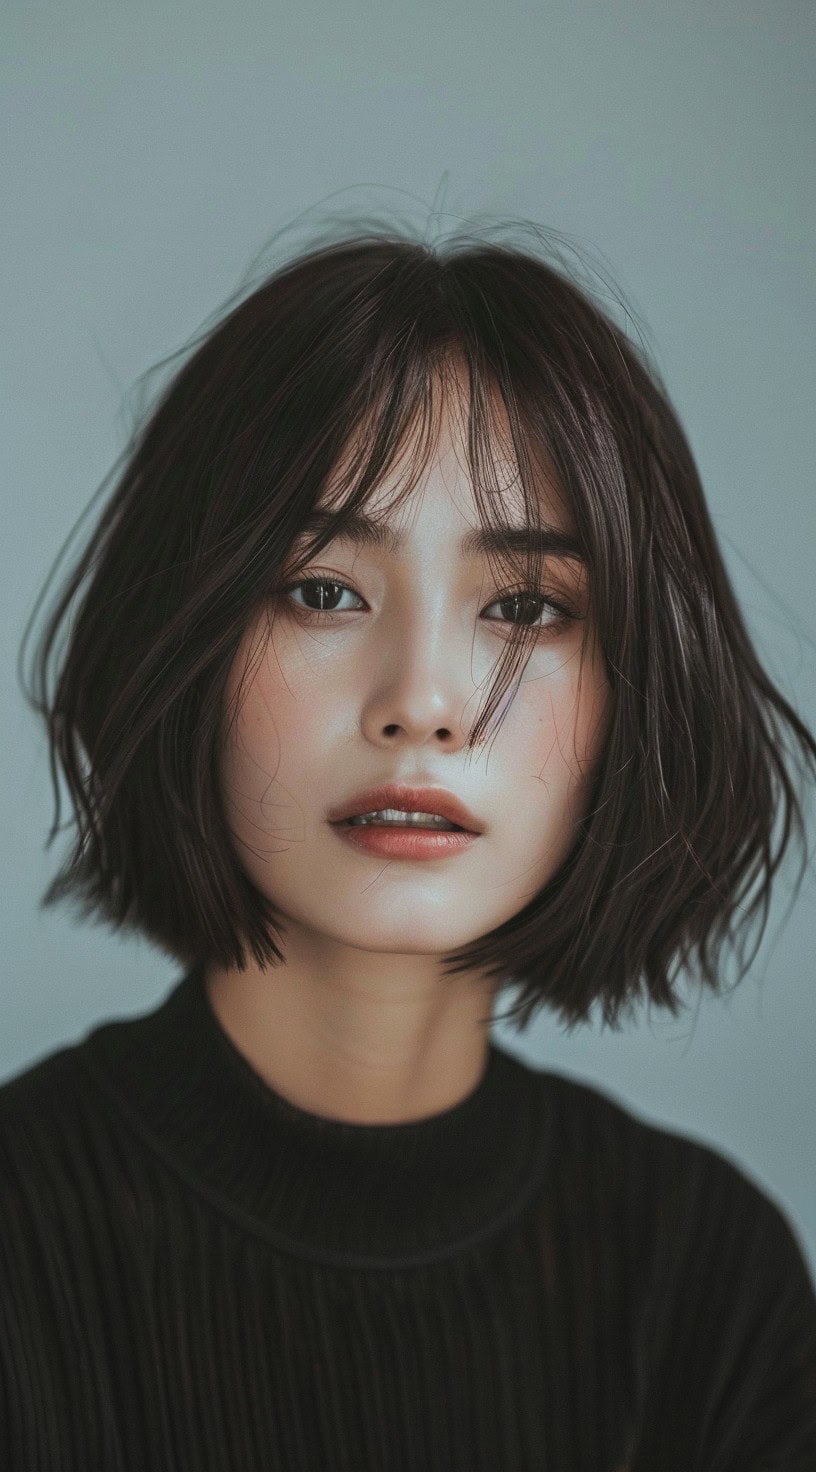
xmin=295 ymin=509 xmax=586 ymax=565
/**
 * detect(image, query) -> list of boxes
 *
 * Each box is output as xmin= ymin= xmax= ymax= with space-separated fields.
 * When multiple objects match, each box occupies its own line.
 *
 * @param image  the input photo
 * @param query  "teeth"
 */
xmin=347 ymin=808 xmax=459 ymax=829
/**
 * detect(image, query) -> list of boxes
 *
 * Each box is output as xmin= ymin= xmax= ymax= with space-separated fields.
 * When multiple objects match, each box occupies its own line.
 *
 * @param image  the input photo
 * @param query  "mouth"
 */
xmin=335 ymin=813 xmax=467 ymax=832
xmin=330 ymin=817 xmax=478 ymax=860
xmin=327 ymin=784 xmax=483 ymax=834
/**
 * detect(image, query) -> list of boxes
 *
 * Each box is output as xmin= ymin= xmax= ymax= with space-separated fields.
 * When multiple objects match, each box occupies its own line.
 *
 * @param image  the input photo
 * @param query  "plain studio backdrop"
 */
xmin=2 ymin=2 xmax=815 ymax=1272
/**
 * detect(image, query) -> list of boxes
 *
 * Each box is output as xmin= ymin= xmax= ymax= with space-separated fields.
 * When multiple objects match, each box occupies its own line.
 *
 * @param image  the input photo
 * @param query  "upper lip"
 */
xmin=328 ymin=784 xmax=484 ymax=833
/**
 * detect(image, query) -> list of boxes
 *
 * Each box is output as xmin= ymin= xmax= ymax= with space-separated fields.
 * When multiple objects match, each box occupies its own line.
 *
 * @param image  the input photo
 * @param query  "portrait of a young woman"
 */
xmin=3 ymin=225 xmax=816 ymax=1469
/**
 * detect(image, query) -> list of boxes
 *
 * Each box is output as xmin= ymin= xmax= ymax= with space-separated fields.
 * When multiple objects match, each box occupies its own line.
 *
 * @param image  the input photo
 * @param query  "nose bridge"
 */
xmin=399 ymin=568 xmax=462 ymax=654
xmin=358 ymin=457 xmax=496 ymax=735
xmin=366 ymin=574 xmax=483 ymax=739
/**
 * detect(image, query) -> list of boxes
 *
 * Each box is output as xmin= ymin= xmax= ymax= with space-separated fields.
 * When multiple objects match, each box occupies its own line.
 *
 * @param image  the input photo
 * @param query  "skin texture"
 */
xmin=205 ymin=375 xmax=611 ymax=1124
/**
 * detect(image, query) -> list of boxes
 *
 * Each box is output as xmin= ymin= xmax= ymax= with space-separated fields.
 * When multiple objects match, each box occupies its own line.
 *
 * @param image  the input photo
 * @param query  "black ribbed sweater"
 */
xmin=1 ymin=964 xmax=815 ymax=1470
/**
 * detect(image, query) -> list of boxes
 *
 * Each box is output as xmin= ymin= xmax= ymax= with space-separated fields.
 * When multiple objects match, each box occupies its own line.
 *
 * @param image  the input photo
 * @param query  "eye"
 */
xmin=485 ymin=589 xmax=576 ymax=630
xmin=279 ymin=574 xmax=578 ymax=632
xmin=280 ymin=577 xmax=365 ymax=615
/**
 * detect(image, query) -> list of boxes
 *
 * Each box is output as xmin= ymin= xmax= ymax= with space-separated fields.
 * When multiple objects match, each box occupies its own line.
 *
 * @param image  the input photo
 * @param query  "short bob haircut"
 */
xmin=18 ymin=217 xmax=816 ymax=1034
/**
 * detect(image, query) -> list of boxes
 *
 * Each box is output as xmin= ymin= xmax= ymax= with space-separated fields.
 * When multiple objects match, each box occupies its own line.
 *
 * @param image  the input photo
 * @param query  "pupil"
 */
xmin=306 ymin=581 xmax=341 ymax=610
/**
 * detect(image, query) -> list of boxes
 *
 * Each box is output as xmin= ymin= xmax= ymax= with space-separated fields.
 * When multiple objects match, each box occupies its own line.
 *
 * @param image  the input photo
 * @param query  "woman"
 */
xmin=4 ymin=222 xmax=816 ymax=1468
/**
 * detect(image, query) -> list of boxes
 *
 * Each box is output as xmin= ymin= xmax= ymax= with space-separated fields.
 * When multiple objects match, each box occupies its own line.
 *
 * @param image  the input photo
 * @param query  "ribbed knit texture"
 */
xmin=1 ymin=964 xmax=815 ymax=1471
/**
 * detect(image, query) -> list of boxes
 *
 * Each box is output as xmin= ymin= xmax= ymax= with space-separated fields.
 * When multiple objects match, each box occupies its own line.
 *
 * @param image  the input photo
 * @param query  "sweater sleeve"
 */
xmin=694 ymin=1185 xmax=816 ymax=1471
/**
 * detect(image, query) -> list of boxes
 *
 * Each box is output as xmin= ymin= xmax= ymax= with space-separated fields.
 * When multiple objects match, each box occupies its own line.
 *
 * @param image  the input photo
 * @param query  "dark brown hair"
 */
xmin=17 ymin=216 xmax=816 ymax=1033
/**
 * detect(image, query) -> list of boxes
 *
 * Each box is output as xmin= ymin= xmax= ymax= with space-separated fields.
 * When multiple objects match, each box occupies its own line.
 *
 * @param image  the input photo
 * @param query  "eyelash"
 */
xmin=278 ymin=572 xmax=578 ymax=635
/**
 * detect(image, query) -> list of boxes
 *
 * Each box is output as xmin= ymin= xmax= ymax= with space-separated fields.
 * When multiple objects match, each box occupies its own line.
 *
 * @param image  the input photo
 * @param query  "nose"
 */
xmin=359 ymin=602 xmax=482 ymax=749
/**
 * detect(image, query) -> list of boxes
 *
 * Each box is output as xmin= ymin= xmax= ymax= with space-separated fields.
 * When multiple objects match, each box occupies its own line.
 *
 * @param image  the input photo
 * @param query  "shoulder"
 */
xmin=529 ymin=1061 xmax=813 ymax=1281
xmin=0 ymin=1035 xmax=121 ymax=1215
xmin=0 ymin=1038 xmax=90 ymax=1134
xmin=534 ymin=1072 xmax=816 ymax=1458
xmin=536 ymin=1061 xmax=777 ymax=1188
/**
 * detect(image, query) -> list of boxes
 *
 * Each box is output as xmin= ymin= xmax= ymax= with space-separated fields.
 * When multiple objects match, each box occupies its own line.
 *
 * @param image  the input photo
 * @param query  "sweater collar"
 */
xmin=79 ymin=963 xmax=551 ymax=1268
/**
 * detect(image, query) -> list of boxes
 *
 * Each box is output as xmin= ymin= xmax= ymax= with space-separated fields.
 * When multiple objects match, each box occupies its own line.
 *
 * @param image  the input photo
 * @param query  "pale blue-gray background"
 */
xmin=3 ymin=3 xmax=815 ymax=1268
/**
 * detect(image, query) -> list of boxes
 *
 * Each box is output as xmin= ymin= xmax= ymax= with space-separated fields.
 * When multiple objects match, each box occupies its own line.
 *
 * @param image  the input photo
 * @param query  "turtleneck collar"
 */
xmin=77 ymin=963 xmax=553 ymax=1269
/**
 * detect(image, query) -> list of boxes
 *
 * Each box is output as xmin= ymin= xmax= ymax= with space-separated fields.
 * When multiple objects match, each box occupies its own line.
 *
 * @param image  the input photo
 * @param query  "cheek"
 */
xmin=563 ymin=676 xmax=610 ymax=773
xmin=511 ymin=669 xmax=610 ymax=877
xmin=525 ymin=654 xmax=611 ymax=794
xmin=221 ymin=636 xmax=335 ymax=818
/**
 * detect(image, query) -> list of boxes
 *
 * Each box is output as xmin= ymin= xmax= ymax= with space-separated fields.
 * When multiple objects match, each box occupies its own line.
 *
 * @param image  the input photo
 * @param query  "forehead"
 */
xmin=309 ymin=361 xmax=578 ymax=556
xmin=293 ymin=505 xmax=586 ymax=568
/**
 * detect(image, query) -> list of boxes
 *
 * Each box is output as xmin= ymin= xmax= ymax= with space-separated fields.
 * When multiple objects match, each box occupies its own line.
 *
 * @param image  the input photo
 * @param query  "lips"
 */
xmin=327 ymin=784 xmax=484 ymax=834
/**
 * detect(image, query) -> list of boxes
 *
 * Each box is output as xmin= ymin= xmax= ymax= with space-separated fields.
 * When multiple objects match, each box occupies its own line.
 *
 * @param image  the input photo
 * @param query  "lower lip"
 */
xmin=330 ymin=822 xmax=478 ymax=860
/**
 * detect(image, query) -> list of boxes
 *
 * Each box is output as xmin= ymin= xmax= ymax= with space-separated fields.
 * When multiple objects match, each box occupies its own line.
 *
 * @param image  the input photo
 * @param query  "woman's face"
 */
xmin=219 ymin=398 xmax=611 ymax=974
